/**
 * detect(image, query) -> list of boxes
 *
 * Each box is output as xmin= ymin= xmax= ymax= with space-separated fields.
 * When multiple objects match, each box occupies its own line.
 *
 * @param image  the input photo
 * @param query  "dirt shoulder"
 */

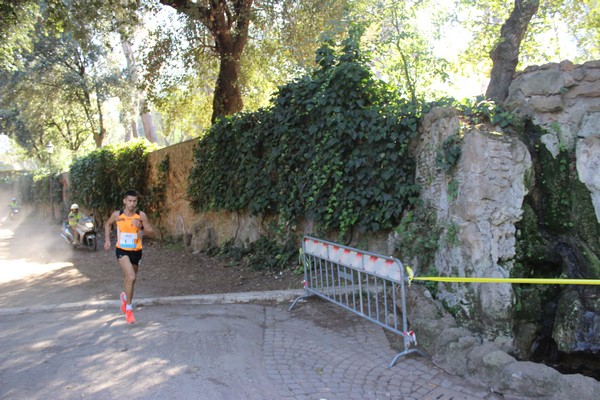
xmin=0 ymin=215 xmax=302 ymax=308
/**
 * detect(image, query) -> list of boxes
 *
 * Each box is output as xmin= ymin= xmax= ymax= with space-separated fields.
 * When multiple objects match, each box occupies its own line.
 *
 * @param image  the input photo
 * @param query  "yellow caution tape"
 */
xmin=405 ymin=266 xmax=600 ymax=285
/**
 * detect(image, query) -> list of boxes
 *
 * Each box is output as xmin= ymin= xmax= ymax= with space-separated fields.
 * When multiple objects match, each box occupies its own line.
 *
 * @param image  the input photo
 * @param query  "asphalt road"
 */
xmin=0 ymin=211 xmax=499 ymax=400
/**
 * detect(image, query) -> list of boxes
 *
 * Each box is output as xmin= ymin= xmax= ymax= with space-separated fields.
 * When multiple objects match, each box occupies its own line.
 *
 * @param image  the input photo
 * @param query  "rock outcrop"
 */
xmin=411 ymin=107 xmax=532 ymax=337
xmin=406 ymin=284 xmax=600 ymax=400
xmin=505 ymin=60 xmax=600 ymax=359
xmin=506 ymin=60 xmax=600 ymax=223
xmin=392 ymin=61 xmax=600 ymax=396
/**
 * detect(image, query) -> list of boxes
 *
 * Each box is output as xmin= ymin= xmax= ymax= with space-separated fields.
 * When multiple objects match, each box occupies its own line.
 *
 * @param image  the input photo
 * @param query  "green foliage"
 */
xmin=442 ymin=300 xmax=463 ymax=318
xmin=146 ymin=0 xmax=355 ymax=132
xmin=430 ymin=96 xmax=518 ymax=174
xmin=365 ymin=0 xmax=452 ymax=102
xmin=515 ymin=127 xmax=600 ymax=285
xmin=68 ymin=139 xmax=156 ymax=218
xmin=16 ymin=172 xmax=61 ymax=207
xmin=0 ymin=0 xmax=40 ymax=70
xmin=570 ymin=179 xmax=600 ymax=267
xmin=17 ymin=174 xmax=35 ymax=204
xmin=423 ymin=95 xmax=518 ymax=132
xmin=1 ymin=1 xmax=132 ymax=155
xmin=455 ymin=96 xmax=515 ymax=128
xmin=144 ymin=154 xmax=170 ymax=237
xmin=245 ymin=236 xmax=299 ymax=271
xmin=456 ymin=1 xmax=598 ymax=85
xmin=436 ymin=135 xmax=462 ymax=172
xmin=536 ymin=147 xmax=574 ymax=233
xmin=207 ymin=236 xmax=298 ymax=272
xmin=188 ymin=32 xmax=421 ymax=236
xmin=445 ymin=222 xmax=460 ymax=247
xmin=447 ymin=178 xmax=459 ymax=202
xmin=393 ymin=207 xmax=441 ymax=278
xmin=515 ymin=203 xmax=547 ymax=262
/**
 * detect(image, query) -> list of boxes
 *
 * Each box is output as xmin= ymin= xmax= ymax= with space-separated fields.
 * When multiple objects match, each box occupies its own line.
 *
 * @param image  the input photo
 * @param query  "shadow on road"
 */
xmin=0 ymin=213 xmax=121 ymax=308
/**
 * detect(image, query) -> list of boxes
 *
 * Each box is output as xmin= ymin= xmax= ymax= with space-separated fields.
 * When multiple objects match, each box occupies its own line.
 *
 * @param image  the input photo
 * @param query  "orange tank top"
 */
xmin=115 ymin=210 xmax=143 ymax=251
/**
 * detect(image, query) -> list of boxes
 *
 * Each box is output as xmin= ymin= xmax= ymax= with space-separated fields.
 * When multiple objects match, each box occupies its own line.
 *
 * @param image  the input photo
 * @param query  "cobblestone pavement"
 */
xmin=0 ymin=296 xmax=499 ymax=400
xmin=267 ymin=299 xmax=496 ymax=400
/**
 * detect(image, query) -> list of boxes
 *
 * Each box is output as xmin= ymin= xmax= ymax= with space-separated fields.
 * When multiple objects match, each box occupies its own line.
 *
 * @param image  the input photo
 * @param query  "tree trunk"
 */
xmin=486 ymin=0 xmax=539 ymax=104
xmin=122 ymin=39 xmax=139 ymax=142
xmin=93 ymin=80 xmax=105 ymax=147
xmin=212 ymin=47 xmax=245 ymax=122
xmin=160 ymin=0 xmax=252 ymax=123
xmin=126 ymin=119 xmax=138 ymax=142
xmin=122 ymin=38 xmax=157 ymax=142
xmin=75 ymin=60 xmax=105 ymax=148
xmin=140 ymin=99 xmax=158 ymax=143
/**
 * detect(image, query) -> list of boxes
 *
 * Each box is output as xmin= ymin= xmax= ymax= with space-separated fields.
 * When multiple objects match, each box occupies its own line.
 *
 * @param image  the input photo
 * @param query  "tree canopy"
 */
xmin=0 ymin=0 xmax=135 ymax=166
xmin=0 ymin=0 xmax=598 ymax=166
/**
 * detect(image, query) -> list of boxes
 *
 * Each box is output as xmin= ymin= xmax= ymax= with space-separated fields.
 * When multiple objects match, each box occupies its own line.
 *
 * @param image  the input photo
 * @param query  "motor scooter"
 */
xmin=61 ymin=214 xmax=97 ymax=251
xmin=9 ymin=207 xmax=20 ymax=220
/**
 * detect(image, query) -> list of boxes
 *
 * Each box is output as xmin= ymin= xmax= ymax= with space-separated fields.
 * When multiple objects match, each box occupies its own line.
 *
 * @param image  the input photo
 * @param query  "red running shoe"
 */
xmin=125 ymin=309 xmax=135 ymax=324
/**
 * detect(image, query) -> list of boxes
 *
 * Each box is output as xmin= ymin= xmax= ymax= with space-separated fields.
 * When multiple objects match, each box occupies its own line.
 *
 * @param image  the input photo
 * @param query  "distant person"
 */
xmin=68 ymin=204 xmax=83 ymax=244
xmin=8 ymin=197 xmax=19 ymax=220
xmin=104 ymin=190 xmax=154 ymax=324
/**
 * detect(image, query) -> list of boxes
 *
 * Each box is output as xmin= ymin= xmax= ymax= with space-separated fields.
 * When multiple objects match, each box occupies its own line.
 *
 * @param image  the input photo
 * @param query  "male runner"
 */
xmin=104 ymin=190 xmax=154 ymax=324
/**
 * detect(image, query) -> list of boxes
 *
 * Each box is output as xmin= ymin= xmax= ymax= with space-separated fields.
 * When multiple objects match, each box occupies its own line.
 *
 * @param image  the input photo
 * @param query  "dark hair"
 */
xmin=124 ymin=189 xmax=139 ymax=198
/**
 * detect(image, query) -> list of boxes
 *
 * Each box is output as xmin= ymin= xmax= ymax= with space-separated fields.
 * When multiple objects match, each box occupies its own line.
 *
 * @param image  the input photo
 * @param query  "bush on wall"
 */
xmin=188 ymin=29 xmax=422 ymax=237
xmin=69 ymin=139 xmax=156 ymax=219
xmin=17 ymin=171 xmax=61 ymax=209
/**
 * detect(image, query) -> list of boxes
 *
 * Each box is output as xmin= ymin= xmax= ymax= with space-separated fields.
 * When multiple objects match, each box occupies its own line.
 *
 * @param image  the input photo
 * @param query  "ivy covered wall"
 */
xmin=187 ymin=31 xmax=421 ymax=240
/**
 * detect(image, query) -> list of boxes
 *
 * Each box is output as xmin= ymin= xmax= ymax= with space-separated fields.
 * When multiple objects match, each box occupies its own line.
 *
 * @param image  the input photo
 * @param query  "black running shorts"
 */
xmin=115 ymin=248 xmax=143 ymax=265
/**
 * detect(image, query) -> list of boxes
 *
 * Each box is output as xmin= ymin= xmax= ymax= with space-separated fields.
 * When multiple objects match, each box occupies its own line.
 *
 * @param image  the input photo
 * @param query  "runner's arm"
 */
xmin=103 ymin=211 xmax=118 ymax=250
xmin=138 ymin=211 xmax=154 ymax=236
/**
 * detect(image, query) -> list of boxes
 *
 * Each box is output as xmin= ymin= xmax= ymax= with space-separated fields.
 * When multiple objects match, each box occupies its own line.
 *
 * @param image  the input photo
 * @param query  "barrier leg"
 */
xmin=288 ymin=292 xmax=314 ymax=311
xmin=388 ymin=348 xmax=428 ymax=368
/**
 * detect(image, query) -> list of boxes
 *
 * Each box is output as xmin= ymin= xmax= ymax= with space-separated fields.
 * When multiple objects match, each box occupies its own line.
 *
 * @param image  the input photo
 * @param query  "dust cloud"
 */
xmin=0 ymin=188 xmax=75 ymax=283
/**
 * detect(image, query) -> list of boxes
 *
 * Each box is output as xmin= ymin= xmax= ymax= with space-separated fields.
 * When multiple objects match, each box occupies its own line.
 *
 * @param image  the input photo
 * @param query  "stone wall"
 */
xmin=145 ymin=139 xmax=391 ymax=254
xmin=146 ymin=140 xmax=284 ymax=250
xmin=146 ymin=139 xmax=196 ymax=240
xmin=147 ymin=139 xmax=249 ymax=246
xmin=506 ymin=60 xmax=600 ymax=222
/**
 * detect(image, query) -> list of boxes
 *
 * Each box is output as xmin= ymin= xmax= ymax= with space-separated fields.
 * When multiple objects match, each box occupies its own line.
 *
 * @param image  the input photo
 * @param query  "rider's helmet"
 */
xmin=70 ymin=203 xmax=79 ymax=211
xmin=11 ymin=197 xmax=16 ymax=201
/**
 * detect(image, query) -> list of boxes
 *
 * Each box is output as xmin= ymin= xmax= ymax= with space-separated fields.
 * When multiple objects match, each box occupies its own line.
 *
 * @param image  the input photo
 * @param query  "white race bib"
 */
xmin=119 ymin=232 xmax=138 ymax=249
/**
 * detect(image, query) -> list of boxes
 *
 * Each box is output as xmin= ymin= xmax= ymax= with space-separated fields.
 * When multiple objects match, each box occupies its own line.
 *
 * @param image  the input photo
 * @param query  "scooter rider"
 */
xmin=68 ymin=204 xmax=83 ymax=244
xmin=8 ymin=197 xmax=19 ymax=219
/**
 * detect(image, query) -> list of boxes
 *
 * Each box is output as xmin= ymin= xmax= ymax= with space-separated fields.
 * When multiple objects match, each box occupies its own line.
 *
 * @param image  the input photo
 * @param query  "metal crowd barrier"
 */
xmin=289 ymin=236 xmax=425 ymax=368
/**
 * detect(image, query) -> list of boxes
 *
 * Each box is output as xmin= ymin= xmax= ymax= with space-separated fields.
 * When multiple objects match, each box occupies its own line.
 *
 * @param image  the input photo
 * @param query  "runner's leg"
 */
xmin=118 ymin=255 xmax=137 ymax=305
